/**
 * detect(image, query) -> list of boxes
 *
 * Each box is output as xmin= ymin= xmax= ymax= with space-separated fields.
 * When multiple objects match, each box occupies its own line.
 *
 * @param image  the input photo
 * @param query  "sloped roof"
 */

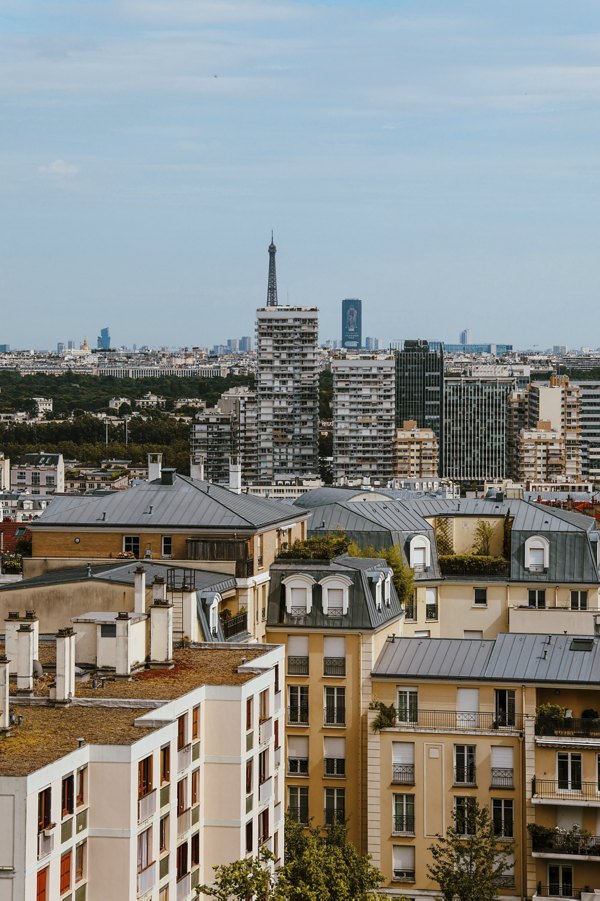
xmin=29 ymin=474 xmax=306 ymax=532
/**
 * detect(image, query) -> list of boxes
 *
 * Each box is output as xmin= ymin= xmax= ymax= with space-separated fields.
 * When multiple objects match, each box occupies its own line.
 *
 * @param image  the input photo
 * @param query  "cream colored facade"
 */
xmin=393 ymin=421 xmax=439 ymax=480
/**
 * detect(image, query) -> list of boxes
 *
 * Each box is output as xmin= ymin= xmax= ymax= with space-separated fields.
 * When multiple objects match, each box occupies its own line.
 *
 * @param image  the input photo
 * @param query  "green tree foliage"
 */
xmin=502 ymin=512 xmax=513 ymax=560
xmin=277 ymin=533 xmax=350 ymax=560
xmin=427 ymin=800 xmax=513 ymax=901
xmin=319 ymin=370 xmax=333 ymax=420
xmin=196 ymin=847 xmax=277 ymax=900
xmin=347 ymin=542 xmax=414 ymax=603
xmin=472 ymin=521 xmax=494 ymax=556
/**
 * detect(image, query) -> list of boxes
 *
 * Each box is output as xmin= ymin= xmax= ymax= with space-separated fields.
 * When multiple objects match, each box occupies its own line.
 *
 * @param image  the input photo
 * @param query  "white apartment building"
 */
xmin=10 ymin=453 xmax=65 ymax=496
xmin=527 ymin=376 xmax=582 ymax=481
xmin=0 ymin=604 xmax=285 ymax=901
xmin=392 ymin=420 xmax=439 ymax=480
xmin=332 ymin=356 xmax=396 ymax=482
xmin=255 ymin=307 xmax=319 ymax=484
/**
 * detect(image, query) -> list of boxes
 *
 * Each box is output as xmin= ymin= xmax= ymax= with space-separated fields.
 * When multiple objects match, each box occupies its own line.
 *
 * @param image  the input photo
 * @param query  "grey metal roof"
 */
xmin=373 ymin=633 xmax=600 ymax=684
xmin=29 ymin=474 xmax=306 ymax=532
xmin=15 ymin=453 xmax=62 ymax=466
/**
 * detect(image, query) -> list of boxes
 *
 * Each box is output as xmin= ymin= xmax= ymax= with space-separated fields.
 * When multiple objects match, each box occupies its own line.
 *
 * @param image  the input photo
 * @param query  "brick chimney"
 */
xmin=55 ymin=628 xmax=76 ymax=704
xmin=134 ymin=566 xmax=147 ymax=614
xmin=16 ymin=624 xmax=34 ymax=694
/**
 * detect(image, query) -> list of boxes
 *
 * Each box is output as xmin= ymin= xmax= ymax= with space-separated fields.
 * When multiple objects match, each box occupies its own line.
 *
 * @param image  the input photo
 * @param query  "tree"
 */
xmin=196 ymin=847 xmax=277 ymax=900
xmin=472 ymin=520 xmax=494 ymax=556
xmin=277 ymin=533 xmax=350 ymax=560
xmin=427 ymin=800 xmax=513 ymax=901
xmin=347 ymin=542 xmax=414 ymax=603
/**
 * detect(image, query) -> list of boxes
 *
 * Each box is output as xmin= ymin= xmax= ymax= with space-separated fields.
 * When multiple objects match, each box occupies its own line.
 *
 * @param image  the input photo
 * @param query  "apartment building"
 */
xmin=516 ymin=424 xmax=567 ymax=483
xmin=266 ymin=554 xmax=404 ymax=852
xmin=393 ymin=421 xmax=439 ymax=480
xmin=395 ymin=340 xmax=444 ymax=471
xmin=527 ymin=378 xmax=582 ymax=482
xmin=573 ymin=381 xmax=600 ymax=482
xmin=0 ymin=605 xmax=285 ymax=901
xmin=255 ymin=307 xmax=319 ymax=483
xmin=10 ymin=452 xmax=65 ymax=497
xmin=368 ymin=632 xmax=600 ymax=901
xmin=189 ymin=387 xmax=258 ymax=487
xmin=332 ymin=356 xmax=396 ymax=483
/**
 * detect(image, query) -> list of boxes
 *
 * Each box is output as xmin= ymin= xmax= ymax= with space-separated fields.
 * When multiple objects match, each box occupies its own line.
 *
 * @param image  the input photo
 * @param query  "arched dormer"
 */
xmin=524 ymin=536 xmax=550 ymax=572
xmin=282 ymin=574 xmax=316 ymax=616
xmin=319 ymin=575 xmax=353 ymax=617
xmin=409 ymin=535 xmax=431 ymax=572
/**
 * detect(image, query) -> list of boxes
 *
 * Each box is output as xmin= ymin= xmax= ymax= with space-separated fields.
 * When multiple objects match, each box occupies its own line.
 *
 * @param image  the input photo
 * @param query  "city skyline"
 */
xmin=3 ymin=2 xmax=600 ymax=348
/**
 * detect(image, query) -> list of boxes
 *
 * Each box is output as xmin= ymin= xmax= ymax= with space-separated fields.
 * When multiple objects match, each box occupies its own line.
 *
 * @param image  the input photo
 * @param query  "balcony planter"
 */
xmin=535 ymin=703 xmax=567 ymax=736
xmin=370 ymin=701 xmax=397 ymax=732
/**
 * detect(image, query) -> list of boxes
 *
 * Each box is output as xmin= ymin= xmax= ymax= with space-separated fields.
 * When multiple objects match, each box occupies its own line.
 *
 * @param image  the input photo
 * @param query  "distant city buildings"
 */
xmin=96 ymin=327 xmax=111 ymax=350
xmin=459 ymin=327 xmax=470 ymax=344
xmin=10 ymin=452 xmax=65 ymax=496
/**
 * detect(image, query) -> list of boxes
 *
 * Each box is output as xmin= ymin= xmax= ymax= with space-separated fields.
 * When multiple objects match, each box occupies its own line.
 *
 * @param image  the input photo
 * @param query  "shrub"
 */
xmin=438 ymin=555 xmax=509 ymax=576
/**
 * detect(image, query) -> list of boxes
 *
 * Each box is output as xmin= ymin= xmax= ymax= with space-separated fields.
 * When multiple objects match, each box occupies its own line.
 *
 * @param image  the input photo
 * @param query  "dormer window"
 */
xmin=384 ymin=572 xmax=392 ymax=607
xmin=369 ymin=572 xmax=385 ymax=611
xmin=409 ymin=536 xmax=431 ymax=572
xmin=282 ymin=575 xmax=315 ymax=616
xmin=524 ymin=536 xmax=549 ymax=573
xmin=319 ymin=576 xmax=352 ymax=617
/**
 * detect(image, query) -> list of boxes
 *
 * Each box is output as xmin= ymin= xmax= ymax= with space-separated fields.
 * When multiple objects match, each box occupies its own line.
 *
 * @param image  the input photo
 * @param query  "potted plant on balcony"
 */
xmin=581 ymin=708 xmax=600 ymax=735
xmin=535 ymin=703 xmax=566 ymax=736
xmin=369 ymin=700 xmax=397 ymax=731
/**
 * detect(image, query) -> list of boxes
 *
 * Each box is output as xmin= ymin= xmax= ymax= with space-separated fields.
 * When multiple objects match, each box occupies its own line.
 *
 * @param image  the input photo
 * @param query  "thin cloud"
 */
xmin=38 ymin=159 xmax=79 ymax=179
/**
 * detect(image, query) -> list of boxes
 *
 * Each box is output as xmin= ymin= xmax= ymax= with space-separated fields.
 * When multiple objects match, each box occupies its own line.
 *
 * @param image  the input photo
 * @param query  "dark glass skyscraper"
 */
xmin=395 ymin=339 xmax=444 ymax=472
xmin=341 ymin=298 xmax=362 ymax=349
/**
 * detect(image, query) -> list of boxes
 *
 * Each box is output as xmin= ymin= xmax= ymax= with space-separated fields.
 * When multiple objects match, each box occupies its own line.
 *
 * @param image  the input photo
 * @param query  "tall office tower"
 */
xmin=97 ymin=327 xmax=111 ymax=350
xmin=57 ymin=342 xmax=65 ymax=354
xmin=444 ymin=377 xmax=515 ymax=480
xmin=341 ymin=298 xmax=362 ymax=349
xmin=459 ymin=328 xmax=470 ymax=345
xmin=332 ymin=356 xmax=396 ymax=482
xmin=266 ymin=232 xmax=278 ymax=307
xmin=526 ymin=376 xmax=582 ymax=482
xmin=395 ymin=340 xmax=444 ymax=473
xmin=227 ymin=338 xmax=240 ymax=353
xmin=67 ymin=339 xmax=75 ymax=350
xmin=239 ymin=336 xmax=253 ymax=352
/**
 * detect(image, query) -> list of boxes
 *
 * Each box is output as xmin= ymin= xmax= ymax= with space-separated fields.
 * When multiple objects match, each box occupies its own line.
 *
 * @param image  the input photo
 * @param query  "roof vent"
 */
xmin=161 ymin=469 xmax=176 ymax=486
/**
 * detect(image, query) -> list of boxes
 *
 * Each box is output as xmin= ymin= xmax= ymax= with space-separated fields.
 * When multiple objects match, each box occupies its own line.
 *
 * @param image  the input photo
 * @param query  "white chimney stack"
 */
xmin=16 ymin=624 xmax=34 ymax=693
xmin=229 ymin=457 xmax=242 ymax=494
xmin=4 ymin=612 xmax=20 ymax=675
xmin=115 ymin=612 xmax=132 ymax=678
xmin=152 ymin=575 xmax=167 ymax=604
xmin=149 ymin=599 xmax=174 ymax=667
xmin=0 ymin=655 xmax=9 ymax=733
xmin=190 ymin=455 xmax=205 ymax=481
xmin=55 ymin=627 xmax=76 ymax=703
xmin=134 ymin=566 xmax=147 ymax=614
xmin=147 ymin=452 xmax=163 ymax=482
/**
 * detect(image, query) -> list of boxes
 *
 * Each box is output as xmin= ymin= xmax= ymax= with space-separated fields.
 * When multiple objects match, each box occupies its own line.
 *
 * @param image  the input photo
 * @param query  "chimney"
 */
xmin=25 ymin=610 xmax=39 ymax=661
xmin=4 ymin=612 xmax=20 ymax=675
xmin=0 ymin=655 xmax=9 ymax=734
xmin=16 ymin=624 xmax=34 ymax=693
xmin=134 ymin=566 xmax=147 ymax=614
xmin=152 ymin=575 xmax=167 ymax=604
xmin=115 ymin=612 xmax=132 ymax=678
xmin=55 ymin=627 xmax=76 ymax=704
xmin=149 ymin=598 xmax=174 ymax=667
xmin=229 ymin=457 xmax=242 ymax=495
xmin=161 ymin=468 xmax=176 ymax=486
xmin=190 ymin=455 xmax=205 ymax=481
xmin=147 ymin=453 xmax=163 ymax=482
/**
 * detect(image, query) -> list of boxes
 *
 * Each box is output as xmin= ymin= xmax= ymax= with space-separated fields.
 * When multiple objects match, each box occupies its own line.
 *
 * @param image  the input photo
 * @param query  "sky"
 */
xmin=2 ymin=0 xmax=600 ymax=351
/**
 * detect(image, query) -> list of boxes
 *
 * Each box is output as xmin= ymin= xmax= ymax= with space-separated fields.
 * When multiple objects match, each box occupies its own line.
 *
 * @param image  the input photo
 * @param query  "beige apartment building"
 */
xmin=393 ymin=421 xmax=439 ymax=480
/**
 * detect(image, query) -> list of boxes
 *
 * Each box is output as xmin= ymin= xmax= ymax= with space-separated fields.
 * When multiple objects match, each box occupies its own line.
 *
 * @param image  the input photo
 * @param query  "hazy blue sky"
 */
xmin=2 ymin=0 xmax=600 ymax=350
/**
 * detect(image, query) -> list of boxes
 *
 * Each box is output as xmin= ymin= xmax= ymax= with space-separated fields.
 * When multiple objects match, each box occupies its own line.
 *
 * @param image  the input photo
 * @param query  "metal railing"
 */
xmin=392 ymin=869 xmax=415 ymax=883
xmin=396 ymin=709 xmax=523 ymax=731
xmin=392 ymin=764 xmax=415 ymax=785
xmin=138 ymin=789 xmax=157 ymax=823
xmin=532 ymin=777 xmax=599 ymax=801
xmin=453 ymin=766 xmax=476 ymax=786
xmin=288 ymin=656 xmax=309 ymax=675
xmin=425 ymin=603 xmax=438 ymax=620
xmin=393 ymin=814 xmax=415 ymax=834
xmin=288 ymin=757 xmax=309 ymax=775
xmin=137 ymin=861 xmax=156 ymax=896
xmin=493 ymin=874 xmax=515 ymax=887
xmin=324 ymin=807 xmax=345 ymax=826
xmin=323 ymin=657 xmax=346 ymax=676
xmin=324 ymin=758 xmax=345 ymax=777
xmin=491 ymin=767 xmax=514 ymax=789
xmin=531 ymin=829 xmax=600 ymax=856
xmin=287 ymin=706 xmax=309 ymax=725
xmin=288 ymin=805 xmax=309 ymax=825
xmin=536 ymin=715 xmax=600 ymax=738
xmin=222 ymin=611 xmax=248 ymax=639
xmin=535 ymin=884 xmax=581 ymax=900
xmin=324 ymin=705 xmax=346 ymax=726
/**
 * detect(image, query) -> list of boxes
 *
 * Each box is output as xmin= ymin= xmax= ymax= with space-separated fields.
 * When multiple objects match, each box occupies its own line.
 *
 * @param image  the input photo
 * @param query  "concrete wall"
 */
xmin=0 ymin=580 xmax=135 ymax=633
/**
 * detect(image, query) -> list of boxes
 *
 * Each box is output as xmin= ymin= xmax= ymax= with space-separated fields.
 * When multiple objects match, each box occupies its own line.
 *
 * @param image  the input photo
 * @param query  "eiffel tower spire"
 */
xmin=266 ymin=231 xmax=278 ymax=307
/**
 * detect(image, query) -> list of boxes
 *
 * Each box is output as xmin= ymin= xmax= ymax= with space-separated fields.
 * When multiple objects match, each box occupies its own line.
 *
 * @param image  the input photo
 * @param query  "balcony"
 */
xmin=288 ymin=656 xmax=309 ymax=675
xmin=137 ymin=862 xmax=156 ymax=896
xmin=534 ymin=884 xmax=583 ymax=900
xmin=259 ymin=777 xmax=273 ymax=805
xmin=395 ymin=709 xmax=523 ymax=732
xmin=491 ymin=767 xmax=514 ymax=789
xmin=531 ymin=825 xmax=600 ymax=858
xmin=392 ymin=815 xmax=415 ymax=835
xmin=37 ymin=830 xmax=54 ymax=860
xmin=138 ymin=789 xmax=157 ymax=823
xmin=392 ymin=764 xmax=415 ymax=785
xmin=177 ymin=808 xmax=191 ymax=836
xmin=176 ymin=874 xmax=191 ymax=900
xmin=532 ymin=777 xmax=600 ymax=804
xmin=259 ymin=718 xmax=273 ymax=747
xmin=324 ymin=758 xmax=345 ymax=778
xmin=323 ymin=657 xmax=346 ymax=677
xmin=221 ymin=611 xmax=248 ymax=640
xmin=536 ymin=715 xmax=600 ymax=739
xmin=287 ymin=706 xmax=309 ymax=726
xmin=178 ymin=744 xmax=192 ymax=773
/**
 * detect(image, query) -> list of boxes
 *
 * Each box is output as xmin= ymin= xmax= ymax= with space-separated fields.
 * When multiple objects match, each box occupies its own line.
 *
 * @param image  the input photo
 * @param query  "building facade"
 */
xmin=444 ymin=377 xmax=514 ymax=481
xmin=10 ymin=453 xmax=65 ymax=497
xmin=395 ymin=341 xmax=444 ymax=473
xmin=393 ymin=421 xmax=439 ymax=480
xmin=341 ymin=299 xmax=362 ymax=350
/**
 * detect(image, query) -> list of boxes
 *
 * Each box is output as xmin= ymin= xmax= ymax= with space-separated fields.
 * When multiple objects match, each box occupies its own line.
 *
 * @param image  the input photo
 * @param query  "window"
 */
xmin=393 ymin=794 xmax=415 ymax=834
xmin=495 ymin=689 xmax=516 ymax=727
xmin=160 ymin=745 xmax=170 ymax=784
xmin=17 ymin=471 xmax=26 ymax=481
xmin=159 ymin=888 xmax=169 ymax=901
xmin=177 ymin=778 xmax=187 ymax=815
xmin=191 ymin=769 xmax=200 ymax=806
xmin=392 ymin=742 xmax=415 ymax=785
xmin=528 ymin=589 xmax=546 ymax=609
xmin=324 ymin=787 xmax=345 ymax=825
xmin=192 ymin=705 xmax=200 ymax=740
xmin=176 ymin=842 xmax=189 ymax=881
xmin=36 ymin=867 xmax=49 ymax=901
xmin=62 ymin=775 xmax=74 ymax=818
xmin=138 ymin=755 xmax=153 ymax=799
xmin=257 ymin=533 xmax=263 ymax=567
xmin=548 ymin=864 xmax=573 ymax=898
xmin=474 ymin=588 xmax=487 ymax=606
xmin=124 ymin=535 xmax=140 ymax=557
xmin=324 ymin=686 xmax=345 ymax=726
xmin=492 ymin=799 xmax=513 ymax=838
xmin=287 ymin=636 xmax=309 ymax=675
xmin=246 ymin=759 xmax=253 ymax=794
xmin=274 ymin=663 xmax=280 ymax=694
xmin=191 ymin=832 xmax=200 ymax=867
xmin=288 ymin=685 xmax=309 ymax=725
xmin=245 ymin=820 xmax=253 ymax=854
xmin=137 ymin=827 xmax=152 ymax=873
xmin=454 ymin=746 xmax=476 ymax=785
xmin=60 ymin=850 xmax=72 ymax=894
xmin=259 ymin=689 xmax=269 ymax=722
xmin=75 ymin=841 xmax=86 ymax=882
xmin=558 ymin=752 xmax=582 ymax=791
xmin=282 ymin=574 xmax=315 ymax=616
xmin=491 ymin=746 xmax=514 ymax=788
xmin=571 ymin=590 xmax=588 ymax=611
xmin=288 ymin=786 xmax=309 ymax=825
xmin=323 ymin=636 xmax=346 ymax=676
xmin=425 ymin=587 xmax=438 ymax=620
xmin=319 ymin=575 xmax=352 ymax=616
xmin=404 ymin=592 xmax=416 ymax=620
xmin=160 ymin=815 xmax=169 ymax=853
xmin=324 ymin=737 xmax=345 ymax=777
xmin=258 ymin=809 xmax=269 ymax=845
xmin=525 ymin=536 xmax=549 ymax=572
xmin=259 ymin=749 xmax=269 ymax=785
xmin=162 ymin=536 xmax=173 ymax=558
xmin=455 ymin=797 xmax=477 ymax=835
xmin=392 ymin=845 xmax=415 ymax=882
xmin=246 ymin=698 xmax=253 ymax=731
xmin=274 ymin=718 xmax=280 ymax=750
xmin=288 ymin=736 xmax=309 ymax=775
xmin=38 ymin=787 xmax=52 ymax=833
xmin=397 ymin=688 xmax=418 ymax=724
xmin=177 ymin=714 xmax=188 ymax=750
xmin=46 ymin=475 xmax=55 ymax=487
xmin=31 ymin=472 xmax=40 ymax=486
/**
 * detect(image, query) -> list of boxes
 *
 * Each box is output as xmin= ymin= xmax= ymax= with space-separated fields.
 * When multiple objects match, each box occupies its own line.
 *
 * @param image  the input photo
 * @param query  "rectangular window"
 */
xmin=245 ymin=820 xmax=253 ymax=854
xmin=324 ymin=736 xmax=345 ymax=777
xmin=274 ymin=718 xmax=280 ymax=750
xmin=323 ymin=636 xmax=346 ymax=676
xmin=176 ymin=842 xmax=189 ymax=881
xmin=455 ymin=797 xmax=477 ymax=835
xmin=324 ymin=686 xmax=345 ymax=726
xmin=192 ymin=705 xmax=200 ymax=740
xmin=177 ymin=778 xmax=187 ymax=815
xmin=474 ymin=588 xmax=487 ymax=606
xmin=246 ymin=698 xmax=253 ymax=732
xmin=177 ymin=714 xmax=187 ymax=751
xmin=191 ymin=769 xmax=200 ymax=806
xmin=392 ymin=845 xmax=415 ymax=882
xmin=36 ymin=867 xmax=48 ymax=901
xmin=60 ymin=850 xmax=72 ymax=894
xmin=159 ymin=888 xmax=169 ymax=901
xmin=494 ymin=689 xmax=516 ymax=727
xmin=288 ymin=736 xmax=308 ymax=775
xmin=491 ymin=746 xmax=514 ymax=788
xmin=549 ymin=864 xmax=573 ymax=898
xmin=288 ymin=786 xmax=309 ymax=825
xmin=558 ymin=752 xmax=582 ymax=791
xmin=287 ymin=636 xmax=309 ymax=675
xmin=76 ymin=767 xmax=86 ymax=806
xmin=259 ymin=749 xmax=269 ymax=785
xmin=425 ymin=587 xmax=438 ymax=620
xmin=258 ymin=809 xmax=269 ymax=845
xmin=38 ymin=787 xmax=52 ymax=833
xmin=571 ymin=590 xmax=588 ymax=611
xmin=138 ymin=755 xmax=153 ymax=799
xmin=259 ymin=689 xmax=269 ymax=722
xmin=528 ymin=589 xmax=546 ymax=609
xmin=397 ymin=688 xmax=418 ymax=724
xmin=62 ymin=775 xmax=74 ymax=818
xmin=274 ymin=664 xmax=280 ymax=694
xmin=75 ymin=841 xmax=86 ymax=883
xmin=246 ymin=759 xmax=253 ymax=794
xmin=454 ymin=746 xmax=476 ymax=785
xmin=160 ymin=745 xmax=170 ymax=784
xmin=162 ymin=536 xmax=173 ymax=558
xmin=392 ymin=742 xmax=415 ymax=785
xmin=191 ymin=832 xmax=200 ymax=867
xmin=137 ymin=827 xmax=152 ymax=873
xmin=393 ymin=794 xmax=415 ymax=834
xmin=160 ymin=815 xmax=169 ymax=853
xmin=324 ymin=788 xmax=345 ymax=825
xmin=288 ymin=685 xmax=309 ymax=725
xmin=31 ymin=472 xmax=40 ymax=486
xmin=492 ymin=799 xmax=514 ymax=838
xmin=124 ymin=536 xmax=140 ymax=556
